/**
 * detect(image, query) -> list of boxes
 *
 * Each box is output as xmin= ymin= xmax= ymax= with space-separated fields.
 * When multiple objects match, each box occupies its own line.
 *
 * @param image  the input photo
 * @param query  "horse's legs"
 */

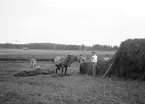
xmin=55 ymin=65 xmax=60 ymax=74
xmin=61 ymin=67 xmax=64 ymax=75
xmin=64 ymin=66 xmax=68 ymax=75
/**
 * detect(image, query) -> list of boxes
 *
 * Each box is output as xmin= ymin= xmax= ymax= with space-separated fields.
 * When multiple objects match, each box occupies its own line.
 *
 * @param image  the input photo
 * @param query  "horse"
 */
xmin=53 ymin=55 xmax=79 ymax=75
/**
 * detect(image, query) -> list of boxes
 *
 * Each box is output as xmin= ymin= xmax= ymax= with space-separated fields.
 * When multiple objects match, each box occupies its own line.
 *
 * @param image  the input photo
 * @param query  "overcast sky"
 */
xmin=0 ymin=0 xmax=145 ymax=46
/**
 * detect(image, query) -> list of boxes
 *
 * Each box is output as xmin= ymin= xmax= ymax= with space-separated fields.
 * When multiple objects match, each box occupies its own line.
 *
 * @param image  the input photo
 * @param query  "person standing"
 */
xmin=30 ymin=56 xmax=37 ymax=70
xmin=91 ymin=52 xmax=98 ymax=77
xmin=104 ymin=54 xmax=110 ymax=61
xmin=78 ymin=54 xmax=85 ymax=71
xmin=104 ymin=54 xmax=110 ymax=72
xmin=79 ymin=54 xmax=86 ymax=63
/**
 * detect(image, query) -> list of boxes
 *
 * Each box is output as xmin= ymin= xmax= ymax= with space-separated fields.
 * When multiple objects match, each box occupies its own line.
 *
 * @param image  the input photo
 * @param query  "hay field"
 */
xmin=0 ymin=49 xmax=115 ymax=60
xmin=0 ymin=49 xmax=145 ymax=104
xmin=0 ymin=62 xmax=145 ymax=103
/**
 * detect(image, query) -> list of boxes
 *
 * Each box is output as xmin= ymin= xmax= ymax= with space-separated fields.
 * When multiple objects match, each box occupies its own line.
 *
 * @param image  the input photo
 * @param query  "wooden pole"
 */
xmin=102 ymin=63 xmax=113 ymax=77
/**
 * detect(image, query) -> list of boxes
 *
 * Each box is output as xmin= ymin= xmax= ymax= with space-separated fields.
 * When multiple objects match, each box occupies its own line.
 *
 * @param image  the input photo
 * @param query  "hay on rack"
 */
xmin=79 ymin=60 xmax=112 ymax=76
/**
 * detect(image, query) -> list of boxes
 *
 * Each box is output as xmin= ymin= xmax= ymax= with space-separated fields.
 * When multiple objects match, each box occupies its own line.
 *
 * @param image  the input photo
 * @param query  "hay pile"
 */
xmin=110 ymin=39 xmax=145 ymax=80
xmin=96 ymin=60 xmax=112 ymax=76
xmin=14 ymin=68 xmax=55 ymax=77
xmin=79 ymin=60 xmax=112 ymax=76
xmin=79 ymin=62 xmax=92 ymax=74
xmin=80 ymin=39 xmax=145 ymax=80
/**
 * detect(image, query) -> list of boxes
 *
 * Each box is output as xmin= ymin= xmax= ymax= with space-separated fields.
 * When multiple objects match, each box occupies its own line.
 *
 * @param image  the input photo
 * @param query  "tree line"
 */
xmin=0 ymin=43 xmax=118 ymax=51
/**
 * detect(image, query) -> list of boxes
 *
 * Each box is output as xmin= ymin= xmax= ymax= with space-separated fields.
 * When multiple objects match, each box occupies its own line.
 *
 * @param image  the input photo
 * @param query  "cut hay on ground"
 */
xmin=13 ymin=68 xmax=55 ymax=77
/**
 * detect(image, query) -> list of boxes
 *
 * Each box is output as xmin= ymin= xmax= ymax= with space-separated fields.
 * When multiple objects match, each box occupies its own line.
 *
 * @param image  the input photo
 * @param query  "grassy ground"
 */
xmin=0 ymin=62 xmax=145 ymax=104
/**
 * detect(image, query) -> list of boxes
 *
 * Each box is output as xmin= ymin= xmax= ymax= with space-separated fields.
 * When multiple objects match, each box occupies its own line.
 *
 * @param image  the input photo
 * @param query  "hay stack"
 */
xmin=110 ymin=39 xmax=145 ymax=80
xmin=96 ymin=60 xmax=112 ymax=76
xmin=80 ymin=62 xmax=92 ymax=74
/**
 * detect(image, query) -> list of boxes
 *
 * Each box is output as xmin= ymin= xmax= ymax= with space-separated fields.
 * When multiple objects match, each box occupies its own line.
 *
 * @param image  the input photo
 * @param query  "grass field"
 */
xmin=0 ymin=62 xmax=145 ymax=104
xmin=0 ymin=49 xmax=145 ymax=104
xmin=0 ymin=49 xmax=116 ymax=61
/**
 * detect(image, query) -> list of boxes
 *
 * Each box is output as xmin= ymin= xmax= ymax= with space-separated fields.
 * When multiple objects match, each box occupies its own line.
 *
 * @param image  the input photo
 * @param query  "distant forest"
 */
xmin=0 ymin=43 xmax=118 ymax=51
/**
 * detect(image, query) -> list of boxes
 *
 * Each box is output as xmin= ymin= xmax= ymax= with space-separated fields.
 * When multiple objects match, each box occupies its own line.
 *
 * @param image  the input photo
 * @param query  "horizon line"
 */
xmin=0 ymin=42 xmax=119 ymax=47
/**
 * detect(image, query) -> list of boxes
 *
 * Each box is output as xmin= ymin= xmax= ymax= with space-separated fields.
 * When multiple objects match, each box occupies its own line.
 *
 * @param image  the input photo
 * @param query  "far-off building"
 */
xmin=22 ymin=47 xmax=28 ymax=50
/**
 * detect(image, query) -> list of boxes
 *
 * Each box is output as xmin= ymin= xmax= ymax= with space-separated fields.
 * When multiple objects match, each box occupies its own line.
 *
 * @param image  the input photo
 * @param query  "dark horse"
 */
xmin=53 ymin=55 xmax=79 ymax=75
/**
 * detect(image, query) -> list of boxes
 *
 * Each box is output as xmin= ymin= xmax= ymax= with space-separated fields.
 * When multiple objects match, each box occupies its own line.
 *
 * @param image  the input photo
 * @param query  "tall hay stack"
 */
xmin=111 ymin=39 xmax=145 ymax=80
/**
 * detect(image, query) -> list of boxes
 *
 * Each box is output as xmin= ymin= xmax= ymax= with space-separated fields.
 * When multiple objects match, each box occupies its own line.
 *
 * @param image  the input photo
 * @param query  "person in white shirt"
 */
xmin=91 ymin=52 xmax=98 ymax=76
xmin=104 ymin=54 xmax=110 ymax=61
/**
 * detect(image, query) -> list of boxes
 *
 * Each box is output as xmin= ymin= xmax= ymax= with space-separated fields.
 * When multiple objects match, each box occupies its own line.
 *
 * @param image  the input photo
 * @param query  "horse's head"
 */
xmin=66 ymin=55 xmax=80 ymax=64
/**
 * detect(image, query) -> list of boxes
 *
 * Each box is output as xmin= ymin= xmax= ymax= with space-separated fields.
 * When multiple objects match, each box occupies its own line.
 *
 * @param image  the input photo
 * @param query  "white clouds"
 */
xmin=0 ymin=0 xmax=145 ymax=46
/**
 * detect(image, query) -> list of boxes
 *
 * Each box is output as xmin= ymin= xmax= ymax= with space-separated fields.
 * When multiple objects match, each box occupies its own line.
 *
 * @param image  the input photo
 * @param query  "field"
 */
xmin=0 ymin=49 xmax=145 ymax=104
xmin=0 ymin=49 xmax=115 ymax=60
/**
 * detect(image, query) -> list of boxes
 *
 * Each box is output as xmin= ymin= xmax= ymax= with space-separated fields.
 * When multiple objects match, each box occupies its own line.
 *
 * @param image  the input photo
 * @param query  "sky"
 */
xmin=0 ymin=0 xmax=145 ymax=46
